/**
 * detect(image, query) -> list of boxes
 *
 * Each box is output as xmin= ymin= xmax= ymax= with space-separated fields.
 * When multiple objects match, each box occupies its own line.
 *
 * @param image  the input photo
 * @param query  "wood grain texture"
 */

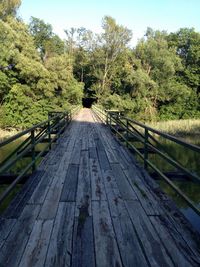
xmin=0 ymin=108 xmax=200 ymax=267
xmin=0 ymin=204 xmax=41 ymax=267
xmin=60 ymin=164 xmax=79 ymax=202
xmin=75 ymin=150 xmax=92 ymax=217
xmin=45 ymin=202 xmax=75 ymax=267
xmin=92 ymin=200 xmax=123 ymax=267
xmin=19 ymin=219 xmax=54 ymax=267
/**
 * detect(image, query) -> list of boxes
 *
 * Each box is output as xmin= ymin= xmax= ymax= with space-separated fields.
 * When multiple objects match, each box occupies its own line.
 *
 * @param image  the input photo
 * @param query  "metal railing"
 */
xmin=0 ymin=107 xmax=80 ymax=206
xmin=92 ymin=105 xmax=200 ymax=216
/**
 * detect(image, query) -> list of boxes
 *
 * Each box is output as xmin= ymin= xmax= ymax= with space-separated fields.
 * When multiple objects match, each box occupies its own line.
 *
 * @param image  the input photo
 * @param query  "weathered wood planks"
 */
xmin=0 ymin=108 xmax=200 ymax=267
xmin=45 ymin=202 xmax=75 ymax=267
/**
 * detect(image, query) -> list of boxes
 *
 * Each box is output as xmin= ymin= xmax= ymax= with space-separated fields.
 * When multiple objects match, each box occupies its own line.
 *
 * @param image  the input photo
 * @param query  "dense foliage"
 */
xmin=0 ymin=1 xmax=199 ymax=128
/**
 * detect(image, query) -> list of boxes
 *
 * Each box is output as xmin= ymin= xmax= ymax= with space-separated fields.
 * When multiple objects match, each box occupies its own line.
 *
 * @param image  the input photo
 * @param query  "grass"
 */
xmin=147 ymin=119 xmax=200 ymax=137
xmin=0 ymin=128 xmax=19 ymax=142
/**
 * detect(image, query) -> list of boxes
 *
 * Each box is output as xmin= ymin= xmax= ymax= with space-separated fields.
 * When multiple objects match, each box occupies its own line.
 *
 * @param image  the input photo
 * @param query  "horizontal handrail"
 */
xmin=0 ymin=108 xmax=80 ymax=208
xmin=125 ymin=116 xmax=200 ymax=153
xmin=92 ymin=105 xmax=200 ymax=217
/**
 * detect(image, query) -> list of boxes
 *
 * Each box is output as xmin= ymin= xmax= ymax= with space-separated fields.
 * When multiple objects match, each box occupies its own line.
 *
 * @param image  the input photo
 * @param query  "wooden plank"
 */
xmin=126 ymin=201 xmax=174 ymax=267
xmin=118 ymin=145 xmax=133 ymax=164
xmin=45 ymin=202 xmax=75 ymax=267
xmin=0 ymin=204 xmax=41 ymax=267
xmin=28 ymin=144 xmax=65 ymax=205
xmin=150 ymin=215 xmax=198 ymax=266
xmin=38 ymin=176 xmax=62 ymax=220
xmin=113 ymin=148 xmax=130 ymax=170
xmin=141 ymin=169 xmax=200 ymax=260
xmin=60 ymin=164 xmax=79 ymax=202
xmin=89 ymin=147 xmax=97 ymax=159
xmin=1 ymin=108 xmax=200 ymax=267
xmin=72 ymin=215 xmax=95 ymax=266
xmin=70 ymin=138 xmax=82 ymax=164
xmin=102 ymin=170 xmax=148 ymax=266
xmin=153 ymin=207 xmax=200 ymax=265
xmin=124 ymin=165 xmax=162 ymax=216
xmin=92 ymin=200 xmax=123 ymax=267
xmin=94 ymin=124 xmax=118 ymax=163
xmin=102 ymin=169 xmax=123 ymax=218
xmin=90 ymin=157 xmax=106 ymax=201
xmin=19 ymin=220 xmax=54 ymax=267
xmin=94 ymin=137 xmax=111 ymax=172
xmin=81 ymin=123 xmax=89 ymax=151
xmin=0 ymin=218 xmax=16 ymax=249
xmin=97 ymin=148 xmax=111 ymax=172
xmin=88 ymin=125 xmax=96 ymax=148
xmin=28 ymin=166 xmax=56 ymax=204
xmin=111 ymin=207 xmax=148 ymax=267
xmin=75 ymin=150 xmax=92 ymax=216
xmin=99 ymin=124 xmax=119 ymax=150
xmin=110 ymin=163 xmax=138 ymax=201
xmin=38 ymin=149 xmax=71 ymax=220
xmin=3 ymin=170 xmax=44 ymax=219
xmin=102 ymin=127 xmax=132 ymax=170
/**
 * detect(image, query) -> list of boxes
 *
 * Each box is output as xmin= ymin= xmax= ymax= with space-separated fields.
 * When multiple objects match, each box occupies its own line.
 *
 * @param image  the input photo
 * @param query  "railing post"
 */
xmin=67 ymin=112 xmax=69 ymax=124
xmin=57 ymin=116 xmax=61 ymax=139
xmin=31 ymin=129 xmax=36 ymax=172
xmin=48 ymin=120 xmax=52 ymax=150
xmin=144 ymin=128 xmax=148 ymax=169
xmin=106 ymin=111 xmax=108 ymax=125
xmin=109 ymin=113 xmax=112 ymax=127
xmin=65 ymin=112 xmax=67 ymax=125
xmin=126 ymin=119 xmax=129 ymax=147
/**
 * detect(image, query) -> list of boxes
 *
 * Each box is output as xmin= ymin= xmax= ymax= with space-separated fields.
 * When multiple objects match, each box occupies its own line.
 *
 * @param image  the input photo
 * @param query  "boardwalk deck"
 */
xmin=0 ymin=108 xmax=200 ymax=267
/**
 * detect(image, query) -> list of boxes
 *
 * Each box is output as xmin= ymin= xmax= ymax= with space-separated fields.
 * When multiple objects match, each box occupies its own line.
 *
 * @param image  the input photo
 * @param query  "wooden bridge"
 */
xmin=0 ymin=108 xmax=200 ymax=266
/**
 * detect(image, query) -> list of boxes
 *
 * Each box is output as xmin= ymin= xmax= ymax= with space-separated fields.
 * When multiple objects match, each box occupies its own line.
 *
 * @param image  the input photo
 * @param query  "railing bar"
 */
xmin=123 ymin=116 xmax=200 ymax=153
xmin=92 ymin=108 xmax=105 ymax=123
xmin=116 ymin=132 xmax=200 ymax=215
xmin=0 ymin=110 xmax=73 ymax=207
xmin=146 ymin=160 xmax=200 ymax=216
xmin=0 ymin=126 xmax=52 ymax=174
xmin=147 ymin=131 xmax=185 ymax=164
xmin=0 ymin=148 xmax=47 ymax=205
xmin=110 ymin=115 xmax=147 ymax=145
xmin=95 ymin=106 xmax=200 ymax=216
xmin=17 ymin=127 xmax=47 ymax=156
xmin=94 ymin=108 xmax=200 ymax=153
xmin=127 ymin=122 xmax=146 ymax=140
xmin=0 ymin=115 xmax=62 ymax=148
xmin=146 ymin=143 xmax=200 ymax=183
xmin=0 ymin=135 xmax=32 ymax=167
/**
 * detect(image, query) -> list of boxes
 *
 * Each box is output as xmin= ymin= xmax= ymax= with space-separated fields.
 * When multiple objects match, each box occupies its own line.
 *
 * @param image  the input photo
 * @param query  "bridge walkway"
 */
xmin=0 ymin=108 xmax=200 ymax=266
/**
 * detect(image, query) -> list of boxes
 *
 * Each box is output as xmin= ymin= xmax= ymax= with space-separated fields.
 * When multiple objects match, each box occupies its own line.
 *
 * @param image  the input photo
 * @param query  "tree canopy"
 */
xmin=0 ymin=6 xmax=199 ymax=128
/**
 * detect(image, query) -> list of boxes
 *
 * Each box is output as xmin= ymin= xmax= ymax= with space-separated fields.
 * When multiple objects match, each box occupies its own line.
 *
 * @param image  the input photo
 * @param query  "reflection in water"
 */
xmin=0 ymin=136 xmax=47 ymax=212
xmin=134 ymin=135 xmax=200 ymax=232
xmin=159 ymin=181 xmax=200 ymax=232
xmin=1 ymin=134 xmax=200 ymax=231
xmin=0 ymin=185 xmax=22 ymax=213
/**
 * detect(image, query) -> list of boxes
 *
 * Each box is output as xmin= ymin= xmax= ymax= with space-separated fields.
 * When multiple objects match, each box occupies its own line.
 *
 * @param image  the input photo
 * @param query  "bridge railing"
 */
xmin=0 ymin=107 xmax=80 ymax=207
xmin=92 ymin=105 xmax=200 ymax=216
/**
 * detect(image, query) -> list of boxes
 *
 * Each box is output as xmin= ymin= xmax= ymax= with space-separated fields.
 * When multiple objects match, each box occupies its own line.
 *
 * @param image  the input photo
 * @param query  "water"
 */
xmin=0 ymin=136 xmax=48 ymax=212
xmin=133 ymin=135 xmax=200 ymax=232
xmin=1 ymin=133 xmax=200 ymax=232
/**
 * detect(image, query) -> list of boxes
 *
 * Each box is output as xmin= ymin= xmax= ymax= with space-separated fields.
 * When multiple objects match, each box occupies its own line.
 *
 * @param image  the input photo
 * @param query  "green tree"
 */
xmin=98 ymin=16 xmax=132 ymax=95
xmin=0 ymin=0 xmax=21 ymax=20
xmin=168 ymin=28 xmax=200 ymax=92
xmin=29 ymin=17 xmax=53 ymax=59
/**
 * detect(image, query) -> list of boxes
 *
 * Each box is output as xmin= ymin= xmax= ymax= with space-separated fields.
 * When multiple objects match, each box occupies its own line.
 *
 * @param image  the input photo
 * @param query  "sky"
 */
xmin=19 ymin=0 xmax=200 ymax=46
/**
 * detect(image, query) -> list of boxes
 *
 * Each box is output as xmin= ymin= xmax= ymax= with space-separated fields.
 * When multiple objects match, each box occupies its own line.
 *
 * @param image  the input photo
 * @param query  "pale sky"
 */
xmin=19 ymin=0 xmax=200 ymax=47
